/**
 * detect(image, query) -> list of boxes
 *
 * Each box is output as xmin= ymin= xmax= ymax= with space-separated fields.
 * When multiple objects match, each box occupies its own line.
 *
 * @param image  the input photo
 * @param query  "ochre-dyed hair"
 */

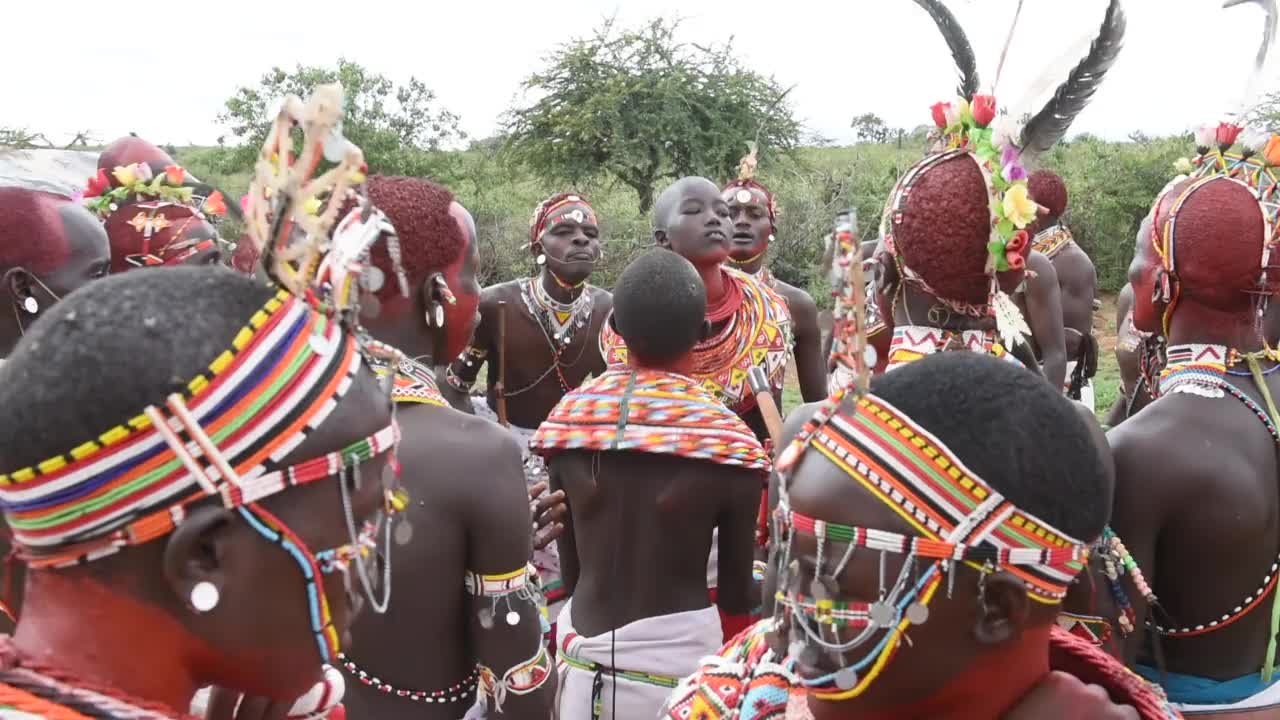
xmin=1028 ymin=170 xmax=1069 ymax=220
xmin=894 ymin=155 xmax=992 ymax=305
xmin=98 ymin=136 xmax=175 ymax=179
xmin=103 ymin=204 xmax=212 ymax=274
xmin=0 ymin=189 xmax=72 ymax=275
xmin=1166 ymin=178 xmax=1268 ymax=312
xmin=365 ymin=175 xmax=467 ymax=301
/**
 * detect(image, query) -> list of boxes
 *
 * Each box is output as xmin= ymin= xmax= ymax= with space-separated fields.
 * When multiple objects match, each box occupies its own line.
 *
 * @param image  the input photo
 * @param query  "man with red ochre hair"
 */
xmin=441 ymin=192 xmax=612 ymax=628
xmin=721 ymin=149 xmax=827 ymax=404
xmin=83 ymin=136 xmax=229 ymax=271
xmin=1108 ymin=156 xmax=1280 ymax=714
xmin=1029 ymin=169 xmax=1100 ymax=409
xmin=339 ymin=175 xmax=557 ymax=720
xmin=872 ymin=152 xmax=1063 ymax=383
xmin=0 ymin=187 xmax=110 ymax=359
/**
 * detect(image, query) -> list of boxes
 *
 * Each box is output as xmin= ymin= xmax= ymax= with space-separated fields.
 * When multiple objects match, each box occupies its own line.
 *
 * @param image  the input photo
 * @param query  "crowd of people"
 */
xmin=1 ymin=0 xmax=1279 ymax=718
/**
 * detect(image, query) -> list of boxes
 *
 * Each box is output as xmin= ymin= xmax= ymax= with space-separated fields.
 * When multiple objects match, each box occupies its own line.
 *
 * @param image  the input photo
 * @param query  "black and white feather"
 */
xmin=1224 ymin=0 xmax=1278 ymax=117
xmin=1018 ymin=0 xmax=1126 ymax=157
xmin=912 ymin=0 xmax=981 ymax=99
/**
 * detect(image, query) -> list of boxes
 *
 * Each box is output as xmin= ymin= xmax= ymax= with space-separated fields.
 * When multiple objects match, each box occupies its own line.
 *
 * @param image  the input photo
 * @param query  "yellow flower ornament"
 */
xmin=1001 ymin=183 xmax=1038 ymax=229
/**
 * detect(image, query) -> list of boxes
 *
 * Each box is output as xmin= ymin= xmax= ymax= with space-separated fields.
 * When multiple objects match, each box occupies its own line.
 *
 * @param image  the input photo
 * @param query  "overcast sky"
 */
xmin=3 ymin=0 xmax=1275 ymax=148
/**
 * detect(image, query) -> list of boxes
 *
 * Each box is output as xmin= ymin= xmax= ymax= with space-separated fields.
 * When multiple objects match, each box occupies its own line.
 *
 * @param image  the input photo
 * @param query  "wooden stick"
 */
xmin=496 ymin=300 xmax=510 ymax=428
xmin=748 ymin=366 xmax=784 ymax=447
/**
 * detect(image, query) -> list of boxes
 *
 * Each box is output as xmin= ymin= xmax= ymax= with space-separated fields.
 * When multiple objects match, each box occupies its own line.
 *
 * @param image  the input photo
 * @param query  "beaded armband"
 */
xmin=465 ymin=564 xmax=546 ymax=629
xmin=446 ymin=346 xmax=488 ymax=393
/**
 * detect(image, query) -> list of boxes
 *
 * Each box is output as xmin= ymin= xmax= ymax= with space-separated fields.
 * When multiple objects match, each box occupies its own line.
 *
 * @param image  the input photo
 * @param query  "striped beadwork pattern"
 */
xmin=802 ymin=395 xmax=1088 ymax=601
xmin=530 ymin=368 xmax=771 ymax=473
xmin=1159 ymin=343 xmax=1229 ymax=398
xmin=1032 ymin=225 xmax=1075 ymax=259
xmin=662 ymin=620 xmax=796 ymax=720
xmin=887 ymin=325 xmax=1024 ymax=373
xmin=599 ymin=268 xmax=791 ymax=416
xmin=374 ymin=355 xmax=448 ymax=408
xmin=465 ymin=565 xmax=531 ymax=597
xmin=0 ymin=292 xmax=373 ymax=566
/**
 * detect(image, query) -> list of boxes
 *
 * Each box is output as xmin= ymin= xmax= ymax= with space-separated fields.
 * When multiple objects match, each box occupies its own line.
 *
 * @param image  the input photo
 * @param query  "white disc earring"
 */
xmin=768 ymin=234 xmax=776 ymax=243
xmin=434 ymin=305 xmax=445 ymax=327
xmin=536 ymin=254 xmax=547 ymax=265
xmin=22 ymin=296 xmax=37 ymax=314
xmin=191 ymin=581 xmax=220 ymax=613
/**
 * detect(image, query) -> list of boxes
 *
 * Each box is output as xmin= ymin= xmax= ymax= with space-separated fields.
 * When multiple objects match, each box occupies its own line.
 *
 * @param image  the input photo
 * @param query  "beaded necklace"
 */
xmin=886 ymin=325 xmax=1025 ymax=373
xmin=1158 ymin=343 xmax=1280 ymax=441
xmin=523 ymin=275 xmax=594 ymax=347
xmin=338 ymin=655 xmax=478 ymax=705
xmin=1031 ymin=224 xmax=1075 ymax=259
xmin=599 ymin=267 xmax=791 ymax=415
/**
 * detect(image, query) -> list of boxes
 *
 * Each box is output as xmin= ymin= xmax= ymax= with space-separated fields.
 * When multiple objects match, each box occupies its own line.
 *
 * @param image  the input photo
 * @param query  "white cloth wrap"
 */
xmin=554 ymin=598 xmax=722 ymax=720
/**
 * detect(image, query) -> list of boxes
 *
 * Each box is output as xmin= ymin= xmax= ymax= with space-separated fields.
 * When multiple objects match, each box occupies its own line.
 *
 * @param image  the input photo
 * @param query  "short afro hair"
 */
xmin=0 ymin=188 xmax=75 ymax=275
xmin=613 ymin=249 xmax=706 ymax=365
xmin=1028 ymin=170 xmax=1069 ymax=221
xmin=0 ymin=266 xmax=277 ymax=471
xmin=365 ymin=175 xmax=468 ymax=300
xmin=893 ymin=155 xmax=993 ymax=305
xmin=1166 ymin=177 xmax=1268 ymax=312
xmin=870 ymin=352 xmax=1109 ymax=541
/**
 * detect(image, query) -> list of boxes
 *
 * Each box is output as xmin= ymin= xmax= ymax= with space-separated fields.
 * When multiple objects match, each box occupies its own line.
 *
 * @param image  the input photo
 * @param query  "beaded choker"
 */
xmin=523 ymin=275 xmax=594 ymax=347
xmin=887 ymin=325 xmax=1024 ymax=373
xmin=530 ymin=368 xmax=772 ymax=472
xmin=1032 ymin=224 xmax=1074 ymax=259
xmin=1158 ymin=343 xmax=1280 ymax=441
xmin=599 ymin=267 xmax=791 ymax=415
xmin=771 ymin=393 xmax=1088 ymax=699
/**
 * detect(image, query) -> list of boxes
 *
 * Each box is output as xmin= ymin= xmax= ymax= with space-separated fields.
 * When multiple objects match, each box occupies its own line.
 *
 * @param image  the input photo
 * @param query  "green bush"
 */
xmin=175 ymin=135 xmax=1191 ymax=297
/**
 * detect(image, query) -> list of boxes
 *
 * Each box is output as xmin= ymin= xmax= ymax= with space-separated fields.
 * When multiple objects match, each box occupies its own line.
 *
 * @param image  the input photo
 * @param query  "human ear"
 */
xmin=972 ymin=571 xmax=1030 ymax=646
xmin=163 ymin=505 xmax=237 ymax=614
xmin=654 ymin=230 xmax=670 ymax=249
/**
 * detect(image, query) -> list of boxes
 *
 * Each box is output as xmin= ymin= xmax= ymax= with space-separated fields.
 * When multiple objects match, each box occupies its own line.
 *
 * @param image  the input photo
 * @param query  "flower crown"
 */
xmin=82 ymin=162 xmax=227 ymax=222
xmin=928 ymin=94 xmax=1037 ymax=273
xmin=1174 ymin=122 xmax=1280 ymax=249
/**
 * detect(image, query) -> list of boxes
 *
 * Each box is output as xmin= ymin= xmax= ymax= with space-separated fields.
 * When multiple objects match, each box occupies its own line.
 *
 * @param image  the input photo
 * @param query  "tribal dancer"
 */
xmin=341 ymin=175 xmax=555 ymax=720
xmin=531 ymin=250 xmax=769 ymax=720
xmin=1029 ymin=170 xmax=1100 ymax=409
xmin=0 ymin=187 xmax=110 ymax=359
xmin=599 ymin=177 xmax=790 ymax=442
xmin=661 ymin=352 xmax=1178 ymax=720
xmin=442 ymin=192 xmax=612 ymax=624
xmin=1107 ymin=110 xmax=1280 ymax=715
xmin=82 ymin=137 xmax=229 ymax=272
xmin=722 ymin=146 xmax=827 ymax=403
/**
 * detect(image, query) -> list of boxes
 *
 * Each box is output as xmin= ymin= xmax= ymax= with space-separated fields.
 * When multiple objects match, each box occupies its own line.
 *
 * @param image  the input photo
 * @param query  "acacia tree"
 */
xmin=216 ymin=59 xmax=463 ymax=177
xmin=503 ymin=19 xmax=803 ymax=212
xmin=851 ymin=113 xmax=894 ymax=144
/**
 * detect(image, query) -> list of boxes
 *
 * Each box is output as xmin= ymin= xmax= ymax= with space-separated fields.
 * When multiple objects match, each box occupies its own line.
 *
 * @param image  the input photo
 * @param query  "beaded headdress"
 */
xmin=528 ymin=193 xmax=597 ymax=248
xmin=723 ymin=142 xmax=778 ymax=229
xmin=1153 ymin=0 xmax=1280 ymax=336
xmin=886 ymin=0 xmax=1124 ymax=348
xmin=0 ymin=85 xmax=410 ymax=666
xmin=82 ymin=162 xmax=230 ymax=270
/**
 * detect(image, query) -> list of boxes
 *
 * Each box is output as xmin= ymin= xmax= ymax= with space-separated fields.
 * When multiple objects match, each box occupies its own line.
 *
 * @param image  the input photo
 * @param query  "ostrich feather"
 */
xmin=1224 ymin=0 xmax=1278 ymax=117
xmin=1018 ymin=0 xmax=1126 ymax=157
xmin=912 ymin=0 xmax=981 ymax=99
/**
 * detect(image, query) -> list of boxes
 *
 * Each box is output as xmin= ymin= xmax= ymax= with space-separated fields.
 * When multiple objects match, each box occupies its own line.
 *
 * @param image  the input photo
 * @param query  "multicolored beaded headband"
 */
xmin=724 ymin=142 xmax=778 ymax=228
xmin=528 ymin=194 xmax=597 ymax=247
xmin=82 ymin=162 xmax=228 ymax=224
xmin=0 ymin=291 xmax=395 ymax=566
xmin=771 ymin=393 xmax=1089 ymax=699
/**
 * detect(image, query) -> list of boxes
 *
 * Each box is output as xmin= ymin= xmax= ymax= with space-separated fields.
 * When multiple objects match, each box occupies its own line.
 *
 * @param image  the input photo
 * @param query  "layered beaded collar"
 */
xmin=522 ymin=275 xmax=595 ymax=347
xmin=886 ymin=325 xmax=1024 ymax=373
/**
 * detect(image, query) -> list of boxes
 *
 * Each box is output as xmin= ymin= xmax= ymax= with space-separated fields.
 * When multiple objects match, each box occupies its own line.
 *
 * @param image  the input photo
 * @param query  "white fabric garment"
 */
xmin=555 ymin=598 xmax=722 ymax=720
xmin=471 ymin=396 xmax=565 ymax=623
xmin=1062 ymin=360 xmax=1096 ymax=414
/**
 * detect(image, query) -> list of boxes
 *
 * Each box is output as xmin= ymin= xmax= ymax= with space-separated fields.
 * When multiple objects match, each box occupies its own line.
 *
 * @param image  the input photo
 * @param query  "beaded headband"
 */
xmin=771 ymin=392 xmax=1088 ymax=699
xmin=724 ymin=142 xmax=778 ymax=228
xmin=0 ymin=290 xmax=397 ymax=568
xmin=528 ymin=194 xmax=597 ymax=247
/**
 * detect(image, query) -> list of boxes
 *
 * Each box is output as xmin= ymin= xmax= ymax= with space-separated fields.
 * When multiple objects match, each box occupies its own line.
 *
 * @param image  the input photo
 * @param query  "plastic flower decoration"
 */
xmin=1195 ymin=125 xmax=1218 ymax=152
xmin=1173 ymin=157 xmax=1194 ymax=174
xmin=203 ymin=191 xmax=228 ymax=217
xmin=1216 ymin=122 xmax=1244 ymax=151
xmin=83 ymin=162 xmax=197 ymax=220
xmin=929 ymin=93 xmax=1038 ymax=274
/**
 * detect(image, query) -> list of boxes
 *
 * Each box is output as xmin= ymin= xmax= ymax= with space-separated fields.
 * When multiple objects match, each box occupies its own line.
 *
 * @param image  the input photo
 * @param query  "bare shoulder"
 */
xmin=1109 ymin=396 xmax=1241 ymax=493
xmin=1055 ymin=245 xmax=1098 ymax=283
xmin=775 ymin=280 xmax=818 ymax=317
xmin=1027 ymin=251 xmax=1059 ymax=282
xmin=395 ymin=405 xmax=524 ymax=497
xmin=590 ymin=285 xmax=613 ymax=310
xmin=480 ymin=280 xmax=524 ymax=309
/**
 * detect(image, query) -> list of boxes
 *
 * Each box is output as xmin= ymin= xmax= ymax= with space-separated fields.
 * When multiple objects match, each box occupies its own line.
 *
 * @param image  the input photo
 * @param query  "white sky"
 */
xmin=2 ymin=0 xmax=1276 ymax=148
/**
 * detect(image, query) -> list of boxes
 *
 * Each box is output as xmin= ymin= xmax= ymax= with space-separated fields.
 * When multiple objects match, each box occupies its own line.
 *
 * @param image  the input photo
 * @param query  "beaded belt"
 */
xmin=559 ymin=650 xmax=680 ymax=720
xmin=338 ymin=654 xmax=478 ymax=705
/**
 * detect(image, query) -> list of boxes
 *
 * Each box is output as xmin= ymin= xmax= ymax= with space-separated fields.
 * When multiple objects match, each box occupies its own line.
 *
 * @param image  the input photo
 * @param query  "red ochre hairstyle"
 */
xmin=97 ymin=136 xmax=175 ymax=179
xmin=0 ymin=189 xmax=72 ymax=275
xmin=1165 ymin=177 xmax=1268 ymax=313
xmin=894 ymin=154 xmax=993 ymax=305
xmin=364 ymin=174 xmax=468 ymax=301
xmin=1028 ymin=170 xmax=1069 ymax=220
xmin=102 ymin=204 xmax=209 ymax=274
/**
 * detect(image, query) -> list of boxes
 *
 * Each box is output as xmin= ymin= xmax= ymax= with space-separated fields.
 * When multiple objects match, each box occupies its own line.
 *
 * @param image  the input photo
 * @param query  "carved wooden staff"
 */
xmin=748 ymin=366 xmax=784 ymax=447
xmin=496 ymin=300 xmax=510 ymax=427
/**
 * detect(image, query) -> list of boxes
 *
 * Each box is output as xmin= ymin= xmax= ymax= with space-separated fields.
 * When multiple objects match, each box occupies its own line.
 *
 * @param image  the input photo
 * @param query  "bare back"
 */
xmin=1111 ymin=376 xmax=1280 ymax=679
xmin=1051 ymin=243 xmax=1098 ymax=360
xmin=550 ymin=450 xmax=761 ymax=637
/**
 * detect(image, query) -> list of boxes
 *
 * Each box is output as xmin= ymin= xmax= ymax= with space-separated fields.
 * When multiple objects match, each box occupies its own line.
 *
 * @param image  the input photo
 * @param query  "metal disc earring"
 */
xmin=22 ymin=296 xmax=37 ymax=314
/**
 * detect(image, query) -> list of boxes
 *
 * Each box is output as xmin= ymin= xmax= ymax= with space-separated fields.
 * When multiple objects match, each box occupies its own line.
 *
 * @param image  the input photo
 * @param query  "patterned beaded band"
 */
xmin=338 ymin=655 xmax=479 ymax=704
